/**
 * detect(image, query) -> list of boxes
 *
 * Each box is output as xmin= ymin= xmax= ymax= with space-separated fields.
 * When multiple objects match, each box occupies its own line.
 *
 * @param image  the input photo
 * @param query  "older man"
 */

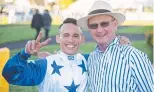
xmin=77 ymin=1 xmax=154 ymax=92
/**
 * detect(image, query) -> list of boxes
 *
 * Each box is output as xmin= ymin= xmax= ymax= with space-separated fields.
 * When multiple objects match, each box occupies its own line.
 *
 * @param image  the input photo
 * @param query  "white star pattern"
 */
xmin=38 ymin=51 xmax=88 ymax=92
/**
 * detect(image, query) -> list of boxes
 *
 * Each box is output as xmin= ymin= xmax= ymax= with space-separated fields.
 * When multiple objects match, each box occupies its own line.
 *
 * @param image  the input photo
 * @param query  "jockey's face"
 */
xmin=56 ymin=23 xmax=84 ymax=55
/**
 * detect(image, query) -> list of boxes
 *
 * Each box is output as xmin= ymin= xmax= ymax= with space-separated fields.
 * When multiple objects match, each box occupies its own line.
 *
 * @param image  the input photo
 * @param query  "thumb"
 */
xmin=40 ymin=38 xmax=52 ymax=47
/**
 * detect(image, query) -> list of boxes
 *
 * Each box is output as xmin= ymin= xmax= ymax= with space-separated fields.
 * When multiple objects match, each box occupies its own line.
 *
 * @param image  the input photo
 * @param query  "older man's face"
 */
xmin=88 ymin=14 xmax=118 ymax=45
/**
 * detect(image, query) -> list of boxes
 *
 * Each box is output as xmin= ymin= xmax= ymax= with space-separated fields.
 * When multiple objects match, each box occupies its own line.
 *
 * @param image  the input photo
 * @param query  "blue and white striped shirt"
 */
xmin=88 ymin=37 xmax=154 ymax=92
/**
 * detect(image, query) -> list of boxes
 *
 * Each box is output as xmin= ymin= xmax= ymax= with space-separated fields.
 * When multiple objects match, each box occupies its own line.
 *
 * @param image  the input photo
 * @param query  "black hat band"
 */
xmin=88 ymin=9 xmax=111 ymax=15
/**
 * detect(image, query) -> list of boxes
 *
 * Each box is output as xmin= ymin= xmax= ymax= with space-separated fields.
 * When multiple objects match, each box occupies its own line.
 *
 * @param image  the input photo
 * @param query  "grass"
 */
xmin=131 ymin=41 xmax=153 ymax=62
xmin=10 ymin=85 xmax=37 ymax=92
xmin=117 ymin=26 xmax=153 ymax=34
xmin=9 ymin=41 xmax=153 ymax=92
xmin=0 ymin=25 xmax=153 ymax=44
xmin=0 ymin=25 xmax=59 ymax=44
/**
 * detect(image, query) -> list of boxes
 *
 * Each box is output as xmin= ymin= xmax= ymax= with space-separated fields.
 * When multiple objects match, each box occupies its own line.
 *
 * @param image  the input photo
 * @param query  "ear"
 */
xmin=113 ymin=20 xmax=118 ymax=31
xmin=80 ymin=35 xmax=85 ymax=44
xmin=56 ymin=35 xmax=60 ymax=43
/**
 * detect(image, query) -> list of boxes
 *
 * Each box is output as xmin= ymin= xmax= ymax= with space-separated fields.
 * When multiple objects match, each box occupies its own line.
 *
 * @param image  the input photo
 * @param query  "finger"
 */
xmin=36 ymin=31 xmax=43 ymax=44
xmin=123 ymin=38 xmax=129 ymax=44
xmin=120 ymin=36 xmax=127 ymax=40
xmin=31 ymin=40 xmax=36 ymax=50
xmin=120 ymin=41 xmax=124 ymax=45
xmin=128 ymin=40 xmax=131 ymax=44
xmin=25 ymin=41 xmax=29 ymax=53
xmin=26 ymin=40 xmax=32 ymax=54
xmin=40 ymin=38 xmax=52 ymax=47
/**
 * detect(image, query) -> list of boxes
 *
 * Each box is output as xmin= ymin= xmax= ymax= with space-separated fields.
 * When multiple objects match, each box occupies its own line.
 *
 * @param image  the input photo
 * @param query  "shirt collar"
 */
xmin=94 ymin=37 xmax=120 ymax=53
xmin=57 ymin=51 xmax=77 ymax=60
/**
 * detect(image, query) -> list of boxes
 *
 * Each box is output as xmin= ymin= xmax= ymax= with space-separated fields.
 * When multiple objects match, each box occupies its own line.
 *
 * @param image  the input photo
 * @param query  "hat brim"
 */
xmin=77 ymin=12 xmax=125 ymax=30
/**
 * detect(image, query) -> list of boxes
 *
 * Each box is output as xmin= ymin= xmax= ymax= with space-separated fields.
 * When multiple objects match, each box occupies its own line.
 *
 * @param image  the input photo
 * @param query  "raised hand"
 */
xmin=25 ymin=31 xmax=51 ymax=55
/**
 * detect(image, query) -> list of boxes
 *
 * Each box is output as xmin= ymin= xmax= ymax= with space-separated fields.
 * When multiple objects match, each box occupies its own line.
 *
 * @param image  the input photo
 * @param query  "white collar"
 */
xmin=57 ymin=51 xmax=79 ymax=61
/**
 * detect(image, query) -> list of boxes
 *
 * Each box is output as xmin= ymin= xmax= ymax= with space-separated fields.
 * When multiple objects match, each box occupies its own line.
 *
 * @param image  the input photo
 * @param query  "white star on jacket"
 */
xmin=38 ymin=51 xmax=88 ymax=92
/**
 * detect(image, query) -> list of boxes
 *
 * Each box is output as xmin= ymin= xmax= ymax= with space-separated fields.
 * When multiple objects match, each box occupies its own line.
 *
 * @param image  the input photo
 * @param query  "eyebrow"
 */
xmin=61 ymin=33 xmax=69 ymax=36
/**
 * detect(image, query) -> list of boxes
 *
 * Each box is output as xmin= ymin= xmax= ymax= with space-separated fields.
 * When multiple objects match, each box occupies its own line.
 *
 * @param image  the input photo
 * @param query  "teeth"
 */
xmin=67 ymin=45 xmax=75 ymax=48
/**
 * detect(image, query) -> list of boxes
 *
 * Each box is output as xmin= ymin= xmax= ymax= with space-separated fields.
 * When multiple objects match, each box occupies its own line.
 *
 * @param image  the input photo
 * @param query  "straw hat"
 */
xmin=77 ymin=0 xmax=125 ymax=29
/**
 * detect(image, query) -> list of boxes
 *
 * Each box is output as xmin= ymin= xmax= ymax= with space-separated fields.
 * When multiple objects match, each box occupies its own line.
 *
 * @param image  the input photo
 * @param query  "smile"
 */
xmin=66 ymin=44 xmax=76 ymax=48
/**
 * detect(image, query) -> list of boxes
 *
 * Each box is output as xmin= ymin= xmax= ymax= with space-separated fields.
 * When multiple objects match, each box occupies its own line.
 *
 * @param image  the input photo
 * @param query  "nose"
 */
xmin=96 ymin=24 xmax=103 ymax=32
xmin=67 ymin=36 xmax=74 ymax=42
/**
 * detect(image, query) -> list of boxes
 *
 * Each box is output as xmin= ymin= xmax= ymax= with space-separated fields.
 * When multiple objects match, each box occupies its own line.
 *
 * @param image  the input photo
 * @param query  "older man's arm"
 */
xmin=130 ymin=49 xmax=154 ymax=92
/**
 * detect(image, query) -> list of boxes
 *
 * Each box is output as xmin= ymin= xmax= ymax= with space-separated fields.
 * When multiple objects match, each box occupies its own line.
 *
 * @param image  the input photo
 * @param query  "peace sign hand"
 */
xmin=25 ymin=31 xmax=52 ymax=55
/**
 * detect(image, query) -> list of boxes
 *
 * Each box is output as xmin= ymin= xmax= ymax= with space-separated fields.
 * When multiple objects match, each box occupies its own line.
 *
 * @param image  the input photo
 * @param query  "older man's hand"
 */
xmin=119 ymin=36 xmax=131 ymax=45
